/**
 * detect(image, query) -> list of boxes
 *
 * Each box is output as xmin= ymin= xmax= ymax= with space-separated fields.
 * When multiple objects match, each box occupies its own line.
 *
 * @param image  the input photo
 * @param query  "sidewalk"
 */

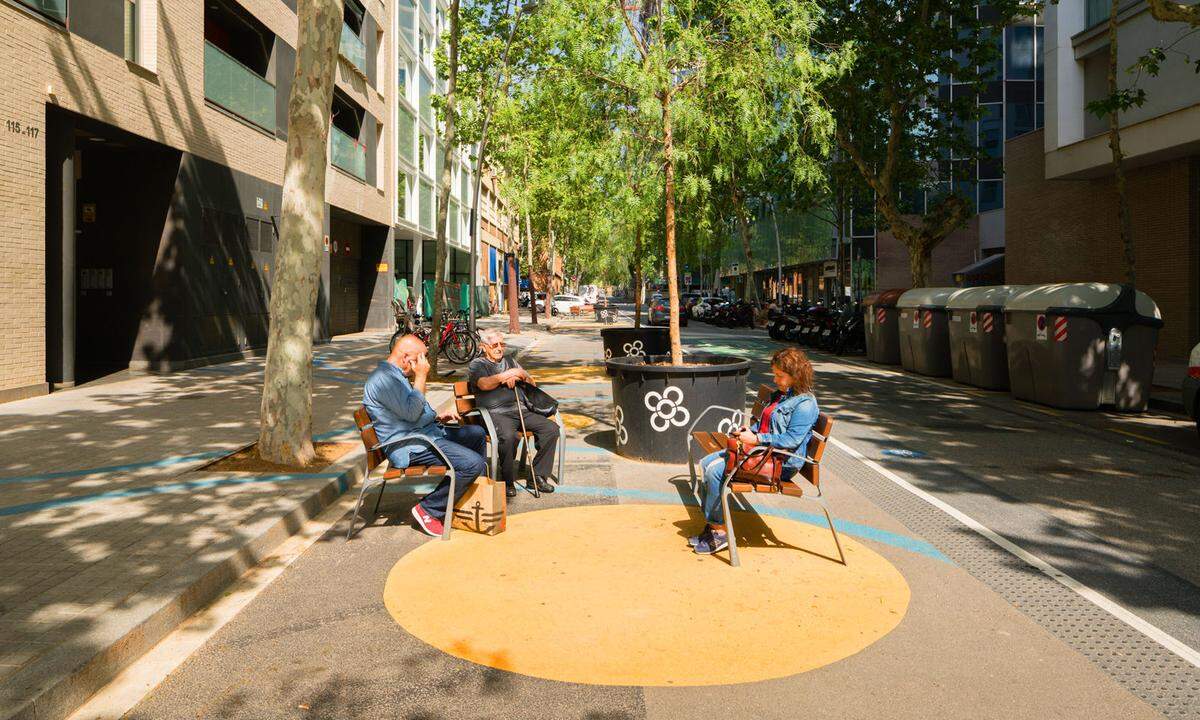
xmin=0 ymin=326 xmax=539 ymax=720
xmin=119 ymin=318 xmax=1181 ymax=720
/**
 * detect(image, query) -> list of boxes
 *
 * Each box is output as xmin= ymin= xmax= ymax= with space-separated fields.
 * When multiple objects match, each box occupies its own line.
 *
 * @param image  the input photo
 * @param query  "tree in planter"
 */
xmin=557 ymin=0 xmax=840 ymax=364
xmin=257 ymin=0 xmax=343 ymax=466
xmin=821 ymin=0 xmax=1027 ymax=287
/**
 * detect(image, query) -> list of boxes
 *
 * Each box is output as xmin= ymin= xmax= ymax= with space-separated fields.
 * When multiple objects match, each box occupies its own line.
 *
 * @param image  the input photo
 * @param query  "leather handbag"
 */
xmin=723 ymin=436 xmax=784 ymax=487
xmin=517 ymin=382 xmax=559 ymax=417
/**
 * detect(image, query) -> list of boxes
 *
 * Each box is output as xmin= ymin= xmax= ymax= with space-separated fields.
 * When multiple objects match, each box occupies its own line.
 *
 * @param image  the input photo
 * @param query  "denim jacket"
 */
xmin=362 ymin=361 xmax=445 ymax=468
xmin=755 ymin=391 xmax=819 ymax=470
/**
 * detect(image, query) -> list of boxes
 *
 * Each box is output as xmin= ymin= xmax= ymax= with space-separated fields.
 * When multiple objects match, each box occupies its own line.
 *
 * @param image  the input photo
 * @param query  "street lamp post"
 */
xmin=770 ymin=197 xmax=783 ymax=303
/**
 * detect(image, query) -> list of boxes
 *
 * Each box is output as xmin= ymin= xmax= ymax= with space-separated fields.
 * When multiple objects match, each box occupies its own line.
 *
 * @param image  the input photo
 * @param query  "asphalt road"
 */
xmin=116 ymin=319 xmax=1200 ymax=720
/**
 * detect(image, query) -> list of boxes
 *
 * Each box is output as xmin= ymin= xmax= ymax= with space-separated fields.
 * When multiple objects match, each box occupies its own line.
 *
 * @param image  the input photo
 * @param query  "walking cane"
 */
xmin=513 ymin=384 xmax=541 ymax=498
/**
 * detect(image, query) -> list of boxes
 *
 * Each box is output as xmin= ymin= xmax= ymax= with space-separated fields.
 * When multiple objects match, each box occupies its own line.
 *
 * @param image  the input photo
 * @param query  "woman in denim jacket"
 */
xmin=691 ymin=347 xmax=819 ymax=555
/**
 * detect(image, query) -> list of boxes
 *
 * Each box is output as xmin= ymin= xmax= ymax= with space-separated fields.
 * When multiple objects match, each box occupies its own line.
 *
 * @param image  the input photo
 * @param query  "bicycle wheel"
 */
xmin=443 ymin=332 xmax=477 ymax=365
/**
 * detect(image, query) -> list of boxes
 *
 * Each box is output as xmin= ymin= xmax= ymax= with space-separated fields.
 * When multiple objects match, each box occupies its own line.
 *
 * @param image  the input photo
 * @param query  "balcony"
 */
xmin=339 ymin=23 xmax=368 ymax=75
xmin=204 ymin=41 xmax=277 ymax=132
xmin=330 ymin=126 xmax=367 ymax=180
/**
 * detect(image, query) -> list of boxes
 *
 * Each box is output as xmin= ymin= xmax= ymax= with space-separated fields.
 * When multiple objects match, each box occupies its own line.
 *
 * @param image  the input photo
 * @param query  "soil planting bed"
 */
xmin=194 ymin=442 xmax=357 ymax=474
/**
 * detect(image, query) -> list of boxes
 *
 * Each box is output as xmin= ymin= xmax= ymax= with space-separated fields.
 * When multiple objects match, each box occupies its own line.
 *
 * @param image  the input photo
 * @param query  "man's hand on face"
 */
xmin=412 ymin=351 xmax=431 ymax=378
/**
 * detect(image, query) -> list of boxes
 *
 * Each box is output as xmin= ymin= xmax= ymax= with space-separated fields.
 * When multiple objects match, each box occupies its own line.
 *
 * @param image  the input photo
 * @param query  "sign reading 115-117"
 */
xmin=6 ymin=120 xmax=40 ymax=139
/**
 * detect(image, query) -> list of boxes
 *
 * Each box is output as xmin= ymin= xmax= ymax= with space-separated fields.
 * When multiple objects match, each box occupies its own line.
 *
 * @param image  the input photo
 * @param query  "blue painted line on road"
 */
xmin=0 ymin=451 xmax=229 ymax=486
xmin=0 ymin=473 xmax=344 ymax=517
xmin=882 ymin=448 xmax=928 ymax=459
xmin=553 ymin=484 xmax=950 ymax=563
xmin=315 ymin=425 xmax=358 ymax=441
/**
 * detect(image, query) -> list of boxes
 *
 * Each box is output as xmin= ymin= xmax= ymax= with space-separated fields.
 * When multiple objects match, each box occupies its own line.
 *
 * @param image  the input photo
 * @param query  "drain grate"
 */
xmin=827 ymin=449 xmax=1200 ymax=719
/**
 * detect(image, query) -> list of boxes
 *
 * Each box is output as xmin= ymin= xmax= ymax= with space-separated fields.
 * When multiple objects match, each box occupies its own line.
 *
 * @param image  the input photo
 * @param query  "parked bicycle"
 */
xmin=406 ymin=308 xmax=479 ymax=364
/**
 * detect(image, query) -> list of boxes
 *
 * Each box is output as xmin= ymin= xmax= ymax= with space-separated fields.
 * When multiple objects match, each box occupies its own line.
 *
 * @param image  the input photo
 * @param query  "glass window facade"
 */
xmin=420 ymin=180 xmax=434 ymax=230
xmin=932 ymin=15 xmax=1045 ymax=215
xmin=419 ymin=71 xmax=434 ymax=126
xmin=398 ymin=0 xmax=417 ymax=51
xmin=398 ymin=108 xmax=416 ymax=164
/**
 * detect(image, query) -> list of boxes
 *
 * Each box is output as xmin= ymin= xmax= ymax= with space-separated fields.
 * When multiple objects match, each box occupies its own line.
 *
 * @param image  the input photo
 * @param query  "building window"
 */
xmin=124 ymin=0 xmax=138 ymax=62
xmin=398 ymin=0 xmax=416 ymax=51
xmin=1006 ymin=25 xmax=1035 ymax=81
xmin=1005 ymin=101 xmax=1036 ymax=139
xmin=399 ymin=107 xmax=416 ymax=164
xmin=398 ymin=172 xmax=409 ymax=218
xmin=978 ymin=180 xmax=1003 ymax=212
xmin=1086 ymin=0 xmax=1110 ymax=29
xmin=15 ymin=0 xmax=67 ymax=23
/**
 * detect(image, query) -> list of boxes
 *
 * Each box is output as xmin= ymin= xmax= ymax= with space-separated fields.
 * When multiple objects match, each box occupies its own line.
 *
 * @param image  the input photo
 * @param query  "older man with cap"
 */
xmin=468 ymin=328 xmax=558 ymax=498
xmin=363 ymin=333 xmax=488 ymax=536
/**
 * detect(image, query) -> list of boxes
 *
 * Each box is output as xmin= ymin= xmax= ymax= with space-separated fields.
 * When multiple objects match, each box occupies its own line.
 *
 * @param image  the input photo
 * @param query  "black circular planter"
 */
xmin=600 ymin=326 xmax=670 ymax=361
xmin=606 ymin=353 xmax=751 ymax=463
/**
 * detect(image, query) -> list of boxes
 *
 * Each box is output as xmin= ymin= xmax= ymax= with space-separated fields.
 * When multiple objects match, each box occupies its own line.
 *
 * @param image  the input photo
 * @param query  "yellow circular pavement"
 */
xmin=384 ymin=504 xmax=910 ymax=686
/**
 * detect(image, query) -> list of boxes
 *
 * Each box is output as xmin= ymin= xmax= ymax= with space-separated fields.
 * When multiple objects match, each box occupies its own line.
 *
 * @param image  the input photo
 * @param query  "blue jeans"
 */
xmin=389 ymin=424 xmax=487 ymax=520
xmin=698 ymin=449 xmax=796 ymax=525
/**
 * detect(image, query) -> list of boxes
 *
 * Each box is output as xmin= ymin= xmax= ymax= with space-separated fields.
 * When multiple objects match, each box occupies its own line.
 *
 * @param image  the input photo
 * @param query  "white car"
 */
xmin=691 ymin=296 xmax=723 ymax=319
xmin=551 ymin=294 xmax=585 ymax=316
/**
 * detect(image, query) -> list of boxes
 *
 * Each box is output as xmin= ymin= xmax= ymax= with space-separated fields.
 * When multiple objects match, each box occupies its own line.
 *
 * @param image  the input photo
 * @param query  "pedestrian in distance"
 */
xmin=690 ymin=347 xmax=820 ymax=555
xmin=468 ymin=329 xmax=559 ymax=498
xmin=363 ymin=333 xmax=488 ymax=537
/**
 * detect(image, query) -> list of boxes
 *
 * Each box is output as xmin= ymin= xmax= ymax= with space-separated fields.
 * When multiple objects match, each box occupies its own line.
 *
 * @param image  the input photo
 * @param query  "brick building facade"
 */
xmin=1005 ymin=129 xmax=1198 ymax=361
xmin=0 ymin=0 xmax=399 ymax=403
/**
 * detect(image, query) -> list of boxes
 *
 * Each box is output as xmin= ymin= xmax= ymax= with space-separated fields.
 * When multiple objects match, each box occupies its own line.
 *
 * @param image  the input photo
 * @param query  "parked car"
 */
xmin=1185 ymin=342 xmax=1200 ymax=438
xmin=551 ymin=294 xmax=585 ymax=316
xmin=691 ymin=296 xmax=724 ymax=319
xmin=649 ymin=300 xmax=688 ymax=327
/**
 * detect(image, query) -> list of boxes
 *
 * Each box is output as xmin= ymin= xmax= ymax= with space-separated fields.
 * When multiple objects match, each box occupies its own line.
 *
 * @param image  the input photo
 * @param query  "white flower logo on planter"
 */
xmin=604 ymin=348 xmax=612 ymax=360
xmin=643 ymin=386 xmax=691 ymax=432
xmin=622 ymin=340 xmax=645 ymax=357
xmin=614 ymin=405 xmax=628 ymax=445
xmin=717 ymin=411 xmax=743 ymax=435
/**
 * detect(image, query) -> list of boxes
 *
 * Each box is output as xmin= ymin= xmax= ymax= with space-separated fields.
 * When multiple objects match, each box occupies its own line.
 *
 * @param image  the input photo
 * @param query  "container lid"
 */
xmin=896 ymin=287 xmax=958 ymax=309
xmin=863 ymin=288 xmax=907 ymax=308
xmin=1003 ymin=283 xmax=1161 ymax=320
xmin=946 ymin=285 xmax=1031 ymax=310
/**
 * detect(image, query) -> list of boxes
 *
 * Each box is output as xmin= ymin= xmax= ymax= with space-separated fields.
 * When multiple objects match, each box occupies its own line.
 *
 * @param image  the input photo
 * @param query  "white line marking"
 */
xmin=65 ymin=494 xmax=358 ymax=720
xmin=829 ymin=435 xmax=1200 ymax=670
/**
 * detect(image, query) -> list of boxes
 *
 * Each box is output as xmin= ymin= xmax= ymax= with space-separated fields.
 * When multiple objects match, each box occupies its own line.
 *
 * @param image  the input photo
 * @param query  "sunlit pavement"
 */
xmin=112 ymin=317 xmax=1200 ymax=720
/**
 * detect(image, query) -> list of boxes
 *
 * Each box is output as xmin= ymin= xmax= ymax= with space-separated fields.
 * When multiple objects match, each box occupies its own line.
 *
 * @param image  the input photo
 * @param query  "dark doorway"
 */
xmin=329 ymin=215 xmax=362 ymax=337
xmin=45 ymin=109 xmax=181 ymax=386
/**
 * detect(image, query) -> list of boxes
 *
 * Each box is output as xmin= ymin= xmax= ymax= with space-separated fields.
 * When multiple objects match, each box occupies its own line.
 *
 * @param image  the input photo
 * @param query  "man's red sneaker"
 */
xmin=411 ymin=504 xmax=444 ymax=537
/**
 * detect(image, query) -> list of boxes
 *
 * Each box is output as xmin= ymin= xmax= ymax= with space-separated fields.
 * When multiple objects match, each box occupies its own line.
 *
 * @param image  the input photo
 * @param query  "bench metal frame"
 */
xmin=687 ymin=397 xmax=845 ymax=568
xmin=454 ymin=382 xmax=566 ymax=498
xmin=349 ymin=409 xmax=458 ymax=541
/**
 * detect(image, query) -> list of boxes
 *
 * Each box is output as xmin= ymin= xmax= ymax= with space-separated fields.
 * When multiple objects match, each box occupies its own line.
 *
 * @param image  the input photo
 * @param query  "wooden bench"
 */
xmin=347 ymin=406 xmax=456 ymax=540
xmin=453 ymin=381 xmax=566 ymax=498
xmin=687 ymin=385 xmax=844 ymax=567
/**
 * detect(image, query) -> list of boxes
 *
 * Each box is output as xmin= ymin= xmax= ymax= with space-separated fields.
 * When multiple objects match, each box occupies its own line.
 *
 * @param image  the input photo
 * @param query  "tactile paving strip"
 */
xmin=827 ymin=449 xmax=1200 ymax=719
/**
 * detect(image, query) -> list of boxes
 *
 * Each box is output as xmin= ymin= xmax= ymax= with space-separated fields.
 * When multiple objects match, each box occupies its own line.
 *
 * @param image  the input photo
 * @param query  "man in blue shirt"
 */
xmin=363 ymin=334 xmax=487 ymax=536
